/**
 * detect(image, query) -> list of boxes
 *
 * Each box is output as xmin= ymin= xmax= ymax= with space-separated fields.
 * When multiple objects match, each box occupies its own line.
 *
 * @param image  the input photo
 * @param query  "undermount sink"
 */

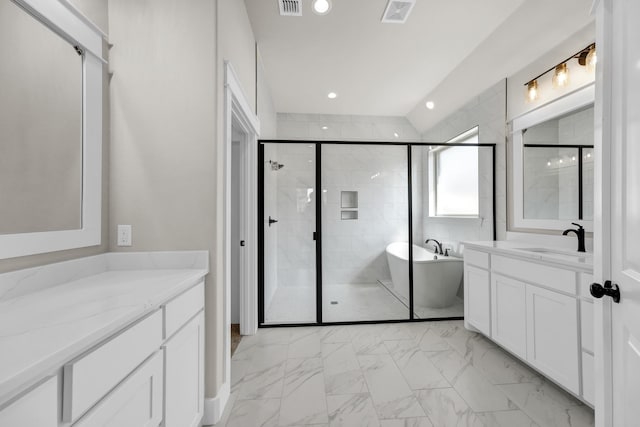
xmin=514 ymin=247 xmax=593 ymax=261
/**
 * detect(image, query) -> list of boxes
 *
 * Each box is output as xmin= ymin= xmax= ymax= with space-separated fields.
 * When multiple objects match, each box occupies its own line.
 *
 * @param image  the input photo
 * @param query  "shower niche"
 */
xmin=259 ymin=140 xmax=496 ymax=326
xmin=340 ymin=191 xmax=358 ymax=220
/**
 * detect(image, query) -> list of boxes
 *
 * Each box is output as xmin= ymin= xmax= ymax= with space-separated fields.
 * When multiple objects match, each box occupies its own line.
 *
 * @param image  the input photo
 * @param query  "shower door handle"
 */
xmin=313 ymin=232 xmax=317 ymax=241
xmin=268 ymin=216 xmax=278 ymax=227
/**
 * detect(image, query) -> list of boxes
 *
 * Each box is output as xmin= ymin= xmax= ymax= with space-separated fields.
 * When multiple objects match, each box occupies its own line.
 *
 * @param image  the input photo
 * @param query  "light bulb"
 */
xmin=425 ymin=101 xmax=435 ymax=110
xmin=586 ymin=46 xmax=597 ymax=73
xmin=553 ymin=63 xmax=570 ymax=88
xmin=313 ymin=0 xmax=331 ymax=15
xmin=527 ymin=80 xmax=539 ymax=102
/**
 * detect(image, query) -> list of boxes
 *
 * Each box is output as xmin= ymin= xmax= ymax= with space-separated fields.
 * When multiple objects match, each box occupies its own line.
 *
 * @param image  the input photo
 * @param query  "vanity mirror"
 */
xmin=511 ymin=84 xmax=594 ymax=231
xmin=0 ymin=0 xmax=104 ymax=259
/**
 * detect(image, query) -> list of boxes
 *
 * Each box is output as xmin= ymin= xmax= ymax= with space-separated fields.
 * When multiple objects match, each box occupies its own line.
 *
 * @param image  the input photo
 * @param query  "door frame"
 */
xmin=592 ymin=0 xmax=614 ymax=425
xmin=222 ymin=61 xmax=260 ymax=405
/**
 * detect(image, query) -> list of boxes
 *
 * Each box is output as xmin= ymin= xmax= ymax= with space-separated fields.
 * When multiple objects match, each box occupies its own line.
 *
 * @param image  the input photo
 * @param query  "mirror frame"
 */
xmin=0 ymin=0 xmax=103 ymax=259
xmin=511 ymin=84 xmax=595 ymax=232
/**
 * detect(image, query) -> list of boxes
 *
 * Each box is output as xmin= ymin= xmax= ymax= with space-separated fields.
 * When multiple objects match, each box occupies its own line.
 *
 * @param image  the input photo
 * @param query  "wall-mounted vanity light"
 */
xmin=524 ymin=43 xmax=596 ymax=103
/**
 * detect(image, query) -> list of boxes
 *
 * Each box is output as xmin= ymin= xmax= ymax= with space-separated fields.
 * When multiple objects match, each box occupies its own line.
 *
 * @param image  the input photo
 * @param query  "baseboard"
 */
xmin=202 ymin=381 xmax=230 ymax=426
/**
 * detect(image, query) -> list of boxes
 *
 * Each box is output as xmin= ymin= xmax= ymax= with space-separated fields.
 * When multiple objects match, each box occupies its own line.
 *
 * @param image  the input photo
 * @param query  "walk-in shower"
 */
xmin=258 ymin=140 xmax=495 ymax=326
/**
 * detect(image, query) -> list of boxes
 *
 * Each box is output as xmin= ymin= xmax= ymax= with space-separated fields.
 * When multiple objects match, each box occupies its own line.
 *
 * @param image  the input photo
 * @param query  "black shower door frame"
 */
xmin=258 ymin=140 xmax=497 ymax=328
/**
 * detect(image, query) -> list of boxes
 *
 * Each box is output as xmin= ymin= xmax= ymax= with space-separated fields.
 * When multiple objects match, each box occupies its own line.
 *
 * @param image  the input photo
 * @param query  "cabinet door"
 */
xmin=163 ymin=311 xmax=205 ymax=427
xmin=0 ymin=377 xmax=57 ymax=427
xmin=74 ymin=350 xmax=164 ymax=427
xmin=464 ymin=264 xmax=491 ymax=335
xmin=491 ymin=274 xmax=527 ymax=360
xmin=526 ymin=285 xmax=579 ymax=394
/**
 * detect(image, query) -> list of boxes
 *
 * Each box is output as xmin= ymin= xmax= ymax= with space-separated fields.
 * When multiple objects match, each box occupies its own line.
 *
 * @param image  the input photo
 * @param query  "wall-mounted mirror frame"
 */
xmin=0 ymin=0 xmax=104 ymax=259
xmin=511 ymin=84 xmax=595 ymax=232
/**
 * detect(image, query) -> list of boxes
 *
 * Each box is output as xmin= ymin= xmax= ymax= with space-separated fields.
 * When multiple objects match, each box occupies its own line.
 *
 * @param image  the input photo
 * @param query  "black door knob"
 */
xmin=590 ymin=281 xmax=621 ymax=303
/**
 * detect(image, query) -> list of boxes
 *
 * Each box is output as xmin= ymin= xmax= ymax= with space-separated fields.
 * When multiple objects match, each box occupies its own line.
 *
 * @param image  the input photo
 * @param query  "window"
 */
xmin=429 ymin=127 xmax=479 ymax=216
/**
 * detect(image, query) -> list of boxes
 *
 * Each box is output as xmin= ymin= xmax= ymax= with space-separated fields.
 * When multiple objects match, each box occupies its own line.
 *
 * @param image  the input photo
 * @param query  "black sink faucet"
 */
xmin=425 ymin=239 xmax=443 ymax=255
xmin=562 ymin=223 xmax=586 ymax=253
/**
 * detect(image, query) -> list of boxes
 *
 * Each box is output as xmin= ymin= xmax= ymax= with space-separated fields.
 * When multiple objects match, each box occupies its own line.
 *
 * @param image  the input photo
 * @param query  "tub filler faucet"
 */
xmin=425 ymin=239 xmax=443 ymax=255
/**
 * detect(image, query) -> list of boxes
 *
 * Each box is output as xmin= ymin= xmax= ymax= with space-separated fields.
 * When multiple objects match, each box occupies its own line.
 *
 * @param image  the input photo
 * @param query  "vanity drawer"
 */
xmin=0 ymin=377 xmax=57 ymax=427
xmin=464 ymin=249 xmax=489 ymax=269
xmin=164 ymin=281 xmax=205 ymax=339
xmin=63 ymin=310 xmax=163 ymax=422
xmin=581 ymin=300 xmax=594 ymax=353
xmin=74 ymin=350 xmax=164 ymax=427
xmin=492 ymin=255 xmax=576 ymax=294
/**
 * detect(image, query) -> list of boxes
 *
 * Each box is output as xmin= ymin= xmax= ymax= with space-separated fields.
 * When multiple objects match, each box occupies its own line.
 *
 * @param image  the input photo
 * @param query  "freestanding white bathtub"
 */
xmin=385 ymin=242 xmax=463 ymax=308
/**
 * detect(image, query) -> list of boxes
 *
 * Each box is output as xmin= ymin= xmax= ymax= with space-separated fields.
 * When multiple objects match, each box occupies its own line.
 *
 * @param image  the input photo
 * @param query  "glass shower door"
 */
xmin=321 ymin=144 xmax=410 ymax=322
xmin=261 ymin=142 xmax=317 ymax=324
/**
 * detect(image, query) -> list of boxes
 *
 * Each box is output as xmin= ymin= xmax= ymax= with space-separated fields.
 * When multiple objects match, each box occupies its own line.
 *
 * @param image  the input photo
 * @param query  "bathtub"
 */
xmin=385 ymin=242 xmax=463 ymax=308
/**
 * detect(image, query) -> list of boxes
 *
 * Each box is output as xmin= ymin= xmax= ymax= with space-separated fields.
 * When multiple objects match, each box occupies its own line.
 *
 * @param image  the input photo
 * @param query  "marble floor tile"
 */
xmin=238 ymin=361 xmax=286 ymax=400
xmin=414 ymin=388 xmax=483 ymax=427
xmin=384 ymin=340 xmax=449 ymax=390
xmin=428 ymin=349 xmax=516 ymax=412
xmin=228 ymin=320 xmax=594 ymax=427
xmin=322 ymin=342 xmax=368 ymax=395
xmin=279 ymin=358 xmax=329 ymax=426
xmin=319 ymin=326 xmax=352 ymax=343
xmin=231 ymin=359 xmax=251 ymax=393
xmin=226 ymin=398 xmax=281 ymax=427
xmin=358 ymin=354 xmax=426 ymax=419
xmin=350 ymin=327 xmax=389 ymax=355
xmin=468 ymin=345 xmax=542 ymax=385
xmin=498 ymin=381 xmax=594 ymax=427
xmin=474 ymin=409 xmax=539 ymax=427
xmin=430 ymin=321 xmax=496 ymax=359
xmin=379 ymin=417 xmax=434 ymax=427
xmin=288 ymin=329 xmax=322 ymax=359
xmin=327 ymin=393 xmax=380 ymax=427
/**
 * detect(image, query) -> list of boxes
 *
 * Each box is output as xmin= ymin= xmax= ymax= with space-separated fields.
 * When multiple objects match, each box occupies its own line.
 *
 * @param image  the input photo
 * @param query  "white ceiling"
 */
xmin=245 ymin=0 xmax=594 ymax=130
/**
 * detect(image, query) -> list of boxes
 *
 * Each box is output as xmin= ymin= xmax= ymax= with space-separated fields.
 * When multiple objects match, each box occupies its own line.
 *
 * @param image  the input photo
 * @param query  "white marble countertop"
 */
xmin=463 ymin=240 xmax=593 ymax=272
xmin=0 ymin=252 xmax=208 ymax=405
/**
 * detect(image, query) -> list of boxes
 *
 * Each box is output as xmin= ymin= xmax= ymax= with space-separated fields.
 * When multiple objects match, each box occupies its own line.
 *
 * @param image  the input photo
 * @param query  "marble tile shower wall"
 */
xmin=273 ymin=144 xmax=317 ymax=289
xmin=276 ymin=114 xmax=421 ymax=141
xmin=421 ymin=80 xmax=506 ymax=251
xmin=322 ymin=145 xmax=409 ymax=285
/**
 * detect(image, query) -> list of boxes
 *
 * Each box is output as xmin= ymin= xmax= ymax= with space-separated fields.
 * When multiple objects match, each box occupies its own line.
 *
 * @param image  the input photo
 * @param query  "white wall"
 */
xmin=277 ymin=114 xmax=420 ymax=141
xmin=257 ymin=51 xmax=277 ymax=140
xmin=421 ymin=80 xmax=505 ymax=250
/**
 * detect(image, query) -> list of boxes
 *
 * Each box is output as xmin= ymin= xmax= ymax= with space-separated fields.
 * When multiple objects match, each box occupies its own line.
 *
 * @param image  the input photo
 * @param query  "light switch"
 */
xmin=117 ymin=224 xmax=132 ymax=246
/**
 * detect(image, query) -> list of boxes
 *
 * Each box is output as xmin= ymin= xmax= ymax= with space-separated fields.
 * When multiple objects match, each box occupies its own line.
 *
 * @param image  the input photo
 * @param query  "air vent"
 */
xmin=279 ymin=0 xmax=302 ymax=16
xmin=381 ymin=0 xmax=416 ymax=24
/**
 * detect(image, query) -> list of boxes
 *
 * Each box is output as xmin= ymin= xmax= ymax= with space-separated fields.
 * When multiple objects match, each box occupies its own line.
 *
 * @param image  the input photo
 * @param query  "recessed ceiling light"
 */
xmin=394 ymin=132 xmax=399 ymax=138
xmin=322 ymin=126 xmax=328 ymax=130
xmin=313 ymin=0 xmax=331 ymax=15
xmin=327 ymin=92 xmax=337 ymax=99
xmin=425 ymin=101 xmax=435 ymax=110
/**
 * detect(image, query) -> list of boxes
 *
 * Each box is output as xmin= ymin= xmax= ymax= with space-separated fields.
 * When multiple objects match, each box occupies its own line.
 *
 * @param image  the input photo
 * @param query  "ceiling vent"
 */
xmin=279 ymin=0 xmax=302 ymax=16
xmin=381 ymin=0 xmax=416 ymax=24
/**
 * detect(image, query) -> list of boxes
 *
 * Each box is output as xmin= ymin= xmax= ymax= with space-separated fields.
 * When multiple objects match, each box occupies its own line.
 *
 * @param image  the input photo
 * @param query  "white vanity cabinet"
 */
xmin=163 ymin=284 xmax=205 ymax=427
xmin=464 ymin=250 xmax=491 ymax=336
xmin=491 ymin=274 xmax=527 ymax=360
xmin=463 ymin=243 xmax=592 ymax=403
